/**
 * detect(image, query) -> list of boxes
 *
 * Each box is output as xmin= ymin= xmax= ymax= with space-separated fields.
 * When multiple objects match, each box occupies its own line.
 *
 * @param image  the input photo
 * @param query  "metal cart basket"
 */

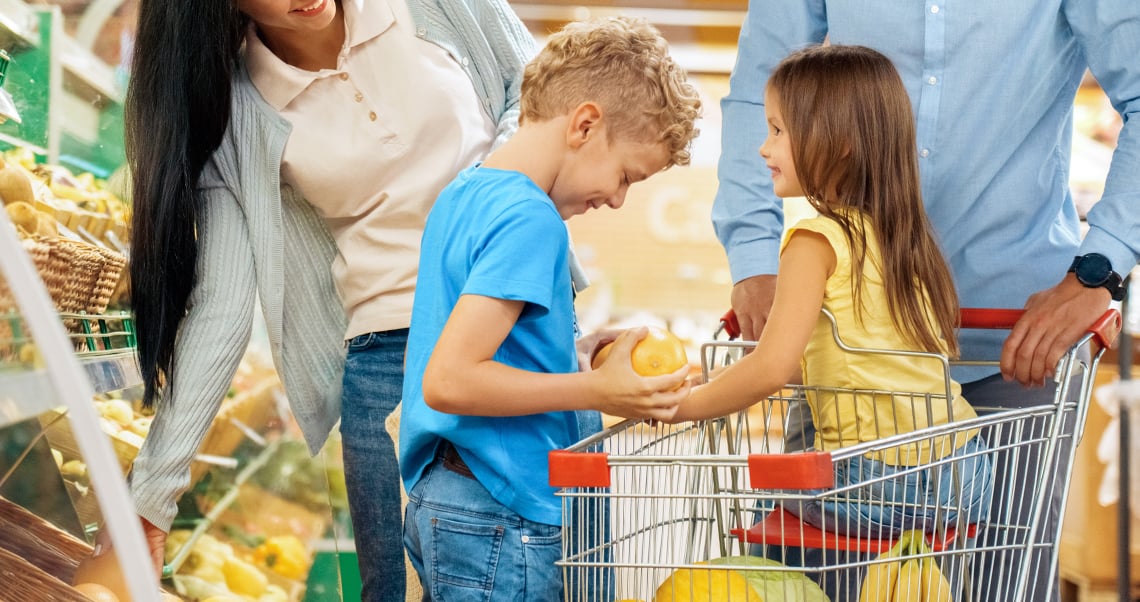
xmin=550 ymin=308 xmax=1120 ymax=602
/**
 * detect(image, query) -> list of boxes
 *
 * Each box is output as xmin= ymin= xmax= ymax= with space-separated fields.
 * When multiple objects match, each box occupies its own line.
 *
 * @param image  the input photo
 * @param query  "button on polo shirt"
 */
xmin=245 ymin=0 xmax=496 ymax=338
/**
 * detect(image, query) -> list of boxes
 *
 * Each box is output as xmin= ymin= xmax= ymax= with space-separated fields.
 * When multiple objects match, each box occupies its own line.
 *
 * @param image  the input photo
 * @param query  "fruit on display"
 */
xmin=0 ymin=149 xmax=130 ymax=243
xmin=73 ymin=582 xmax=120 ymax=602
xmin=858 ymin=531 xmax=953 ymax=602
xmin=655 ymin=557 xmax=830 ymax=602
xmin=591 ymin=326 xmax=688 ymax=376
xmin=71 ymin=550 xmax=130 ymax=601
xmin=0 ymin=155 xmax=34 ymax=204
xmin=164 ymin=530 xmax=289 ymax=602
xmin=252 ymin=535 xmax=309 ymax=580
xmin=222 ymin=555 xmax=269 ymax=598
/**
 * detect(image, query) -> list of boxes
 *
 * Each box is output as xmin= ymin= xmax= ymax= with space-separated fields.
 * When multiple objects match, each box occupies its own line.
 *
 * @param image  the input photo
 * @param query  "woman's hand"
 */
xmin=142 ymin=517 xmax=168 ymax=577
xmin=92 ymin=516 xmax=167 ymax=578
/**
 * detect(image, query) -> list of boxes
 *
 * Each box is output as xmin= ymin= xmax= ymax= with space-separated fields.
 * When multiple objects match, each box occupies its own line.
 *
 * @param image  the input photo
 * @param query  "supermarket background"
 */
xmin=0 ymin=0 xmax=1136 ymax=600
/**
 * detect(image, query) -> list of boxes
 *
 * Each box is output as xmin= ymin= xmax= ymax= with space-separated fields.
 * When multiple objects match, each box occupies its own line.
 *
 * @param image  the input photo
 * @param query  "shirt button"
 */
xmin=930 ymin=4 xmax=940 ymax=13
xmin=920 ymin=148 xmax=931 ymax=158
xmin=927 ymin=76 xmax=938 ymax=85
xmin=339 ymin=73 xmax=349 ymax=81
xmin=521 ymin=535 xmax=530 ymax=543
xmin=369 ymin=111 xmax=377 ymax=121
xmin=416 ymin=26 xmax=426 ymax=37
xmin=354 ymin=92 xmax=363 ymax=102
xmin=462 ymin=56 xmax=470 ymax=66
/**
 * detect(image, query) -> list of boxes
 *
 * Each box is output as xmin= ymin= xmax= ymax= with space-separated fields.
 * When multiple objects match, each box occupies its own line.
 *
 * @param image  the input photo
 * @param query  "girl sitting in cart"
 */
xmin=674 ymin=44 xmax=994 ymax=540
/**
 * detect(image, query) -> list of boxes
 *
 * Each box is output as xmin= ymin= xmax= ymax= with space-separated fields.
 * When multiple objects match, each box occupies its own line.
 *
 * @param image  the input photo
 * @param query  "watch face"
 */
xmin=1076 ymin=253 xmax=1112 ymax=287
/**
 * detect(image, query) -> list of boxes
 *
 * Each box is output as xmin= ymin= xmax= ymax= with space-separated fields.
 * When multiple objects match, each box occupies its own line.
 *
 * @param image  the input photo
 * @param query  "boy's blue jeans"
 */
xmin=404 ymin=453 xmax=564 ymax=601
xmin=340 ymin=329 xmax=408 ymax=602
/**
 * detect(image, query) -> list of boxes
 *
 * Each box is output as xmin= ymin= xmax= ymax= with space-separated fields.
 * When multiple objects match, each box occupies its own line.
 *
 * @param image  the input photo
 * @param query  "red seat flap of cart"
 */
xmin=731 ymin=507 xmax=978 ymax=553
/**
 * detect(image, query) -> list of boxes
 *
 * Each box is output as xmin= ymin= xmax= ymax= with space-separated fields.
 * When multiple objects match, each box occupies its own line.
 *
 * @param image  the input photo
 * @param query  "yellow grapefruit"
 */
xmin=591 ymin=327 xmax=687 ymax=376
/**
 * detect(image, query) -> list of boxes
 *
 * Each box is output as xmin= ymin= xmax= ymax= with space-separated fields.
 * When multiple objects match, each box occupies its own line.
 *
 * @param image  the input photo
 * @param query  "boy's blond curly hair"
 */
xmin=520 ymin=16 xmax=702 ymax=167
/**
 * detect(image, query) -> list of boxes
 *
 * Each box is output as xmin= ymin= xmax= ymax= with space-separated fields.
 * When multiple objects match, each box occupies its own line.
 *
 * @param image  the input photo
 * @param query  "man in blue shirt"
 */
xmin=713 ymin=3 xmax=1139 ymax=600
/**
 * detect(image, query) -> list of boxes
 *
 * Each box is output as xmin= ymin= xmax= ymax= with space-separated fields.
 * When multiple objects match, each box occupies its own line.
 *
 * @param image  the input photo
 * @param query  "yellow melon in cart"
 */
xmin=654 ymin=566 xmax=762 ymax=601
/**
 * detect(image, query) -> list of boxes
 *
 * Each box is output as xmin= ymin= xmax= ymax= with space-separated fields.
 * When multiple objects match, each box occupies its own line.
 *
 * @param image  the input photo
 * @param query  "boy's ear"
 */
xmin=567 ymin=102 xmax=603 ymax=150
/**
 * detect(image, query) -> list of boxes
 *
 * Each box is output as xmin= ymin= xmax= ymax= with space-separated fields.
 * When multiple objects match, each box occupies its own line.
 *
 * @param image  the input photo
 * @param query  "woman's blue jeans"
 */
xmin=340 ymin=329 xmax=408 ymax=602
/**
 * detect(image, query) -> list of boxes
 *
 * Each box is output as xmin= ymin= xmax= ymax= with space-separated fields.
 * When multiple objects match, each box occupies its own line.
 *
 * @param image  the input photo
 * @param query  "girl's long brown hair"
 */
xmin=768 ymin=45 xmax=960 ymax=356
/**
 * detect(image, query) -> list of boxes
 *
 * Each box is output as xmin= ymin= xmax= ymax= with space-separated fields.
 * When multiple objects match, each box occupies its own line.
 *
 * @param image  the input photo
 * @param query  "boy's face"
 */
xmin=550 ymin=127 xmax=672 ymax=220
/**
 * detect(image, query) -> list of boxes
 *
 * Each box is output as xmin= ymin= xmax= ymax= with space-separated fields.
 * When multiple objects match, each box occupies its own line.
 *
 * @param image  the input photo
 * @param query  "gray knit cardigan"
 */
xmin=130 ymin=0 xmax=536 ymax=531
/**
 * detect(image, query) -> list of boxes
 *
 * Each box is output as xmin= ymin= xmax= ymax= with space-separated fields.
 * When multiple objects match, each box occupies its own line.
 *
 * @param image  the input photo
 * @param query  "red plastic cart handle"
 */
xmin=719 ymin=309 xmax=742 ymax=339
xmin=720 ymin=307 xmax=1121 ymax=350
xmin=959 ymin=308 xmax=1121 ymax=350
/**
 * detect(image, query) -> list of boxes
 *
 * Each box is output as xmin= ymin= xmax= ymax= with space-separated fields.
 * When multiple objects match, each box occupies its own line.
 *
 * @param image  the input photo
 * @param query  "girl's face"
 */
xmin=238 ymin=0 xmax=338 ymax=33
xmin=759 ymin=90 xmax=804 ymax=199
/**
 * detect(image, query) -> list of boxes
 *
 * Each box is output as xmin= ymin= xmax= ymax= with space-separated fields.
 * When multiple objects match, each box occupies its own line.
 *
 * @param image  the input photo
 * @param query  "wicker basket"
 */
xmin=0 ymin=535 xmax=90 ymax=602
xmin=91 ymin=246 xmax=127 ymax=314
xmin=13 ymin=236 xmax=127 ymax=316
xmin=0 ymin=496 xmax=93 ymax=585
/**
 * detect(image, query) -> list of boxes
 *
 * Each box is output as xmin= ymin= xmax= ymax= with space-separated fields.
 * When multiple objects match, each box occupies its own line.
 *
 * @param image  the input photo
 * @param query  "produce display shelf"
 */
xmin=0 ymin=347 xmax=139 ymax=428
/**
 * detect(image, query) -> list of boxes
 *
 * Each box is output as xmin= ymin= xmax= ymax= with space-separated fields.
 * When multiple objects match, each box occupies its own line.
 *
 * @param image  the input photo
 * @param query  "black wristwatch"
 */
xmin=1068 ymin=253 xmax=1126 ymax=301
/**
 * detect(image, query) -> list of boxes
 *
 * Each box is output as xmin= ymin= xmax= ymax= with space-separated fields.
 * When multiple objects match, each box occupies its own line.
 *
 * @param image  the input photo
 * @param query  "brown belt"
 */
xmin=439 ymin=441 xmax=475 ymax=479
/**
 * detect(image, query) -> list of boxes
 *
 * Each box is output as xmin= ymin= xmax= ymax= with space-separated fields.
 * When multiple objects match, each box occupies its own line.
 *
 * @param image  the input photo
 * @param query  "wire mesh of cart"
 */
xmin=550 ymin=308 xmax=1121 ymax=602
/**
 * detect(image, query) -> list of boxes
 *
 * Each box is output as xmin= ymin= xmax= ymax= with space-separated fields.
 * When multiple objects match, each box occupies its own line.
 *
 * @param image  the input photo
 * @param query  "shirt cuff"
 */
xmin=726 ymin=237 xmax=782 ymax=284
xmin=1079 ymin=227 xmax=1138 ymax=280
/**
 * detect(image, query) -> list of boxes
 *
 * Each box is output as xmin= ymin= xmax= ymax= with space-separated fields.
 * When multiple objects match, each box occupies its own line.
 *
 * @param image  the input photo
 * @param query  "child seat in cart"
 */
xmin=550 ymin=308 xmax=1120 ymax=602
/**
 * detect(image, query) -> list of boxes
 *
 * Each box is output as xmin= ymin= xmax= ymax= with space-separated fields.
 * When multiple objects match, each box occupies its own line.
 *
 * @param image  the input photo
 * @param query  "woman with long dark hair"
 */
xmin=114 ymin=0 xmax=534 ymax=598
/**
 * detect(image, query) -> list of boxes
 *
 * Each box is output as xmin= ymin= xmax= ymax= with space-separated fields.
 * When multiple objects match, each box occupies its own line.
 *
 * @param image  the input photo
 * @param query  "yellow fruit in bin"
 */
xmin=73 ymin=582 xmax=120 ymax=602
xmin=126 ymin=416 xmax=153 ymax=437
xmin=35 ymin=210 xmax=58 ymax=237
xmin=60 ymin=459 xmax=88 ymax=480
xmin=253 ymin=534 xmax=309 ymax=580
xmin=222 ymin=556 xmax=268 ymax=598
xmin=0 ymin=156 xmax=34 ymax=205
xmin=5 ymin=200 xmax=39 ymax=233
xmin=97 ymin=399 xmax=136 ymax=428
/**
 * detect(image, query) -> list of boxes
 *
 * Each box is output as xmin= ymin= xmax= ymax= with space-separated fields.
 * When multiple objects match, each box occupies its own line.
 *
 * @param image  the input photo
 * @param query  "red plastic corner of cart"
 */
xmin=747 ymin=451 xmax=833 ymax=490
xmin=1091 ymin=308 xmax=1122 ymax=350
xmin=548 ymin=451 xmax=611 ymax=488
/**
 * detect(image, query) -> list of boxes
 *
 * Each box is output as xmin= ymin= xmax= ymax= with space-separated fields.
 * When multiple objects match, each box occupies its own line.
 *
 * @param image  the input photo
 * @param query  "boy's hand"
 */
xmin=576 ymin=328 xmax=624 ymax=371
xmin=591 ymin=328 xmax=690 ymax=421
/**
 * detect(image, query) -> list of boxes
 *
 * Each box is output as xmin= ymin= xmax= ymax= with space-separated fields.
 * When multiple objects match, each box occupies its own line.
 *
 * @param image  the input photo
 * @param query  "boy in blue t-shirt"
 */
xmin=400 ymin=15 xmax=702 ymax=600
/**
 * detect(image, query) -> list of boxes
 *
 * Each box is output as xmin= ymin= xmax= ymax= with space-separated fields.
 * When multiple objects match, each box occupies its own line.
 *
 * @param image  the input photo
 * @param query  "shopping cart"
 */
xmin=550 ymin=308 xmax=1120 ymax=602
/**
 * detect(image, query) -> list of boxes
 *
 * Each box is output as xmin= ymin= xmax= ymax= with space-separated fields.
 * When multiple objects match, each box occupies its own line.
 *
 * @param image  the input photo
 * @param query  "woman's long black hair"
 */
xmin=126 ymin=0 xmax=247 ymax=408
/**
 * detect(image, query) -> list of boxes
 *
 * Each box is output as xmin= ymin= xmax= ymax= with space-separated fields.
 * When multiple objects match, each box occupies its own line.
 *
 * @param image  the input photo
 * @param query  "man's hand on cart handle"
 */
xmin=998 ymin=275 xmax=1121 ymax=387
xmin=728 ymin=274 xmax=777 ymax=341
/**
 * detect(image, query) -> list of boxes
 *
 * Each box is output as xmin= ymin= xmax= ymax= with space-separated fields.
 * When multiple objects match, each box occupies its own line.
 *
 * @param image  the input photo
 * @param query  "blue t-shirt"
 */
xmin=401 ymin=165 xmax=592 ymax=526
